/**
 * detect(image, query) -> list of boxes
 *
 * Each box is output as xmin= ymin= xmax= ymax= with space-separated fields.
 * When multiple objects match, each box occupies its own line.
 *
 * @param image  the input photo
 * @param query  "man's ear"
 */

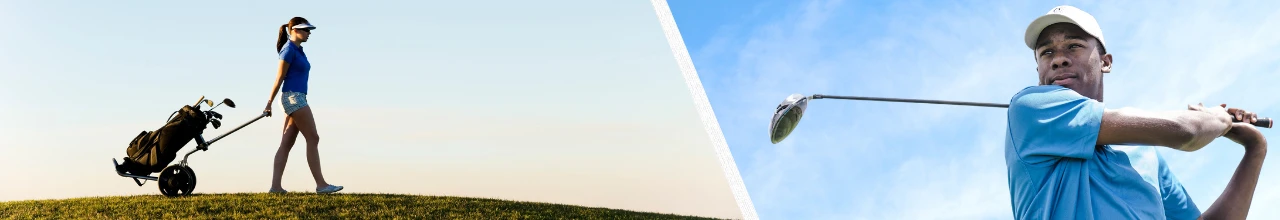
xmin=1033 ymin=54 xmax=1040 ymax=72
xmin=1101 ymin=53 xmax=1113 ymax=73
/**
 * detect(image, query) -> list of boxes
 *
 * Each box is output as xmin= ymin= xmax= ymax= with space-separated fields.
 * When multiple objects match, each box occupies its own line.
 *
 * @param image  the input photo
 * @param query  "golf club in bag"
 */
xmin=770 ymin=93 xmax=1274 ymax=144
xmin=113 ymin=96 xmax=270 ymax=197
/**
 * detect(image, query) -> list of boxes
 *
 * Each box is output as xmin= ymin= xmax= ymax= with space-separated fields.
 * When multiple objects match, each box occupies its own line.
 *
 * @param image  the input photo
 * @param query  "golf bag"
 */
xmin=118 ymin=105 xmax=208 ymax=175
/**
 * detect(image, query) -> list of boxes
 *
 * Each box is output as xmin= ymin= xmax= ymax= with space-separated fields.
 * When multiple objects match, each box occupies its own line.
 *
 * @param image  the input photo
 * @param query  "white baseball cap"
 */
xmin=291 ymin=22 xmax=317 ymax=30
xmin=1024 ymin=5 xmax=1104 ymax=51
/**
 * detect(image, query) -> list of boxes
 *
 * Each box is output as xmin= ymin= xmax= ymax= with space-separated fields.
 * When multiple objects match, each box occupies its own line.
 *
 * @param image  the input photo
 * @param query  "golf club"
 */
xmin=207 ymin=98 xmax=236 ymax=112
xmin=769 ymin=93 xmax=1274 ymax=144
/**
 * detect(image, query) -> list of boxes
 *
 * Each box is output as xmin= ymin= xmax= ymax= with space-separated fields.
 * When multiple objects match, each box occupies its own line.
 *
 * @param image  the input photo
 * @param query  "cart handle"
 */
xmin=206 ymin=112 xmax=270 ymax=146
xmin=181 ymin=112 xmax=270 ymax=165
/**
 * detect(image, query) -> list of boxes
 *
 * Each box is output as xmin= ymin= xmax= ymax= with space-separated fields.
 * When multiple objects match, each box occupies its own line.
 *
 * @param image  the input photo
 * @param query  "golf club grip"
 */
xmin=194 ymin=96 xmax=206 ymax=108
xmin=1236 ymin=117 xmax=1273 ymax=128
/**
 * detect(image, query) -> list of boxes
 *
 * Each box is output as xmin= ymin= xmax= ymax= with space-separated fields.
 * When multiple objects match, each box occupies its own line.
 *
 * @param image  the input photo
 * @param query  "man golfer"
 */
xmin=1005 ymin=5 xmax=1267 ymax=220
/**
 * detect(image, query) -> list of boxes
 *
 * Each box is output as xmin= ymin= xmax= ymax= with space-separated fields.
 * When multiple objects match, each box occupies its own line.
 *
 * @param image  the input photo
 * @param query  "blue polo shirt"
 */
xmin=279 ymin=41 xmax=311 ymax=94
xmin=1005 ymin=85 xmax=1201 ymax=220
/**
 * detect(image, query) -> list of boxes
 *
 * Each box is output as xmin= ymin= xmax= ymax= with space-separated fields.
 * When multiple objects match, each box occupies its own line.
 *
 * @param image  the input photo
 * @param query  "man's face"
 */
xmin=1034 ymin=23 xmax=1112 ymax=101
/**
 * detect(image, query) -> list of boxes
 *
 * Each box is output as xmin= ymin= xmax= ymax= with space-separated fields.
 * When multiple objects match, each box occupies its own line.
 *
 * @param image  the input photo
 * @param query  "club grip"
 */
xmin=1236 ymin=117 xmax=1273 ymax=128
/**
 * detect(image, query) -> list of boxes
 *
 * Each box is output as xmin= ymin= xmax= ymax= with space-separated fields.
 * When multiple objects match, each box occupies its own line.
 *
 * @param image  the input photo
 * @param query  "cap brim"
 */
xmin=1024 ymin=14 xmax=1076 ymax=50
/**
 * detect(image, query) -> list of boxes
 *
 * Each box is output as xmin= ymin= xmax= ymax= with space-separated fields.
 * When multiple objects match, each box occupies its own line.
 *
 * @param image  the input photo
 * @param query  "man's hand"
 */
xmin=1223 ymin=105 xmax=1266 ymax=151
xmin=1227 ymin=105 xmax=1262 ymax=125
xmin=1198 ymin=105 xmax=1266 ymax=220
xmin=1224 ymin=123 xmax=1267 ymax=151
xmin=1189 ymin=103 xmax=1235 ymax=134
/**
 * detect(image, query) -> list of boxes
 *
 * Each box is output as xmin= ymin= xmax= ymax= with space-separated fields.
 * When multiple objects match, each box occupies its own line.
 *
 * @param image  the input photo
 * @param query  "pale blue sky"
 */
xmin=670 ymin=0 xmax=1280 ymax=219
xmin=0 ymin=1 xmax=742 ymax=219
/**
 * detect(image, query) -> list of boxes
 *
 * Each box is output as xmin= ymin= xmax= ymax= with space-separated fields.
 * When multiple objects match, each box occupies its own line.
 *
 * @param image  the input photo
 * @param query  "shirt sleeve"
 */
xmin=279 ymin=44 xmax=296 ymax=64
xmin=1158 ymin=152 xmax=1202 ymax=220
xmin=1007 ymin=85 xmax=1106 ymax=163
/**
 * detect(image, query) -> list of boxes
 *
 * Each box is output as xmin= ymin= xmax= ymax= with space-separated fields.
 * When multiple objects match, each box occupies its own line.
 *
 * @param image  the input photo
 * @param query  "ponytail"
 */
xmin=276 ymin=24 xmax=289 ymax=53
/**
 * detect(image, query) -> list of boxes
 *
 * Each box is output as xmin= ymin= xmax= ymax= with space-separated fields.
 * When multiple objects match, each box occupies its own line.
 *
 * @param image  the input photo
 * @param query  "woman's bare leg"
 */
xmin=286 ymin=106 xmax=331 ymax=189
xmin=271 ymin=116 xmax=299 ymax=191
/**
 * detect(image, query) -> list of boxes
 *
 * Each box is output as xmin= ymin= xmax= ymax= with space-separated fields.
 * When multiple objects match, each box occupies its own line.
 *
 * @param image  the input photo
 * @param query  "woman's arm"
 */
xmin=265 ymin=60 xmax=290 ymax=114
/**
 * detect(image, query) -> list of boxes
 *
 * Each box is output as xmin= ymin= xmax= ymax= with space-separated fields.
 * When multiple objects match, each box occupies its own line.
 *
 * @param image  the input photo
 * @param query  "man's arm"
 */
xmin=1009 ymin=86 xmax=1227 ymax=160
xmin=1197 ymin=122 xmax=1267 ymax=220
xmin=1096 ymin=105 xmax=1233 ymax=151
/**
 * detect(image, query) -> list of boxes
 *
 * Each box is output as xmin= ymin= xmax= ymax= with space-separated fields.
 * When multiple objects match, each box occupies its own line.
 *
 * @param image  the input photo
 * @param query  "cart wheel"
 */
xmin=157 ymin=165 xmax=197 ymax=197
xmin=181 ymin=166 xmax=197 ymax=195
xmin=158 ymin=166 xmax=180 ymax=197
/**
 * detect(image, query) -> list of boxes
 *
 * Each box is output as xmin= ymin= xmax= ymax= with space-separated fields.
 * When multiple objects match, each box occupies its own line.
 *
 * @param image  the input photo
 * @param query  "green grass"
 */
xmin=0 ymin=193 xmax=727 ymax=220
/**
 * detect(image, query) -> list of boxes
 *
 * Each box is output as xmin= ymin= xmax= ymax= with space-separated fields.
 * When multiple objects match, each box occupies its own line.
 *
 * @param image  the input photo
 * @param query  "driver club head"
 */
xmin=222 ymin=98 xmax=236 ymax=108
xmin=770 ymin=94 xmax=811 ymax=144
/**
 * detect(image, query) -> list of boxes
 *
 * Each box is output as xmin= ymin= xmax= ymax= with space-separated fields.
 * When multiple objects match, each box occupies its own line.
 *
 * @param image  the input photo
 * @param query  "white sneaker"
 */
xmin=317 ymin=185 xmax=343 ymax=194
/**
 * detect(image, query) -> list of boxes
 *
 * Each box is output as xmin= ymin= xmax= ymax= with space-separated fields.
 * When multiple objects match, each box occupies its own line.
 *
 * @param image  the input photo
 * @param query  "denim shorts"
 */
xmin=282 ymin=91 xmax=309 ymax=115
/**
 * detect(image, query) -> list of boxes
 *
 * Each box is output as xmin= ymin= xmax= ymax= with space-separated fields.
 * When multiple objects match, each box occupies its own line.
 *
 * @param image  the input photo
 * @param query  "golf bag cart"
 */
xmin=113 ymin=96 xmax=269 ymax=197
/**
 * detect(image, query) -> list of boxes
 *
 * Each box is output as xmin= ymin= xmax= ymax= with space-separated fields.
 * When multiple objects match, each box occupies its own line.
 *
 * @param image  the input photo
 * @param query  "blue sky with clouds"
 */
xmin=668 ymin=0 xmax=1280 ymax=219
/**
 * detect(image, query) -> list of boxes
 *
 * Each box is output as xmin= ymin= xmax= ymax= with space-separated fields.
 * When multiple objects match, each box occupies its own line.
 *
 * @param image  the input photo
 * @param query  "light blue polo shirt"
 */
xmin=279 ymin=41 xmax=311 ymax=94
xmin=1004 ymin=85 xmax=1201 ymax=220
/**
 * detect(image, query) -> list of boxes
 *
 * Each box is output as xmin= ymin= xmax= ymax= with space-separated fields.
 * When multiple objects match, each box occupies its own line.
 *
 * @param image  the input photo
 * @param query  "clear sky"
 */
xmin=0 ymin=1 xmax=743 ymax=219
xmin=669 ymin=0 xmax=1280 ymax=219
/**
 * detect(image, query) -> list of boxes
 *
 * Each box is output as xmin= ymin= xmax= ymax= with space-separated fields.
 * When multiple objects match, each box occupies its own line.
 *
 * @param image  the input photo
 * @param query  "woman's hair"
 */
xmin=276 ymin=17 xmax=310 ymax=53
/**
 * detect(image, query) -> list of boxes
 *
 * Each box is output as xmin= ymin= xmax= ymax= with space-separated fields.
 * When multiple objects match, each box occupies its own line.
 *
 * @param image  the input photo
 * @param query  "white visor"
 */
xmin=291 ymin=23 xmax=316 ymax=30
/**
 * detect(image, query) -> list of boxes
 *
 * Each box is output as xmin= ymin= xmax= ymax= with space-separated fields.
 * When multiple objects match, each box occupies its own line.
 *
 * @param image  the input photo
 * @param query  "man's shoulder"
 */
xmin=1008 ymin=85 xmax=1102 ymax=116
xmin=1013 ymin=85 xmax=1070 ymax=95
xmin=1010 ymin=85 xmax=1084 ymax=105
xmin=1003 ymin=84 xmax=1105 ymax=135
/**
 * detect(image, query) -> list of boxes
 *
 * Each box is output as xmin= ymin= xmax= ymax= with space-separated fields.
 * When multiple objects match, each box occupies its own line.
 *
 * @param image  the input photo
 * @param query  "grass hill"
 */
xmin=0 ymin=193 xmax=727 ymax=219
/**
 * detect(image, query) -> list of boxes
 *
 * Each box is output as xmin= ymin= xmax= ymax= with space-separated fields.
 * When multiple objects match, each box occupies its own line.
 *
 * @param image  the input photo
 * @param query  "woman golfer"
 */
xmin=264 ymin=17 xmax=343 ymax=194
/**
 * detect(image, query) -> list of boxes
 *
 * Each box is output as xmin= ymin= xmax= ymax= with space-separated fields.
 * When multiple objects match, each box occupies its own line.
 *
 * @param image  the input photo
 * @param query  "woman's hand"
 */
xmin=264 ymin=104 xmax=273 ymax=117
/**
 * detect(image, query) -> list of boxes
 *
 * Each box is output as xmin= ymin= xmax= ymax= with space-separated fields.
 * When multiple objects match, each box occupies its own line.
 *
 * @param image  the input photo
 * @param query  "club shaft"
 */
xmin=812 ymin=94 xmax=1009 ymax=108
xmin=808 ymin=94 xmax=1272 ymax=128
